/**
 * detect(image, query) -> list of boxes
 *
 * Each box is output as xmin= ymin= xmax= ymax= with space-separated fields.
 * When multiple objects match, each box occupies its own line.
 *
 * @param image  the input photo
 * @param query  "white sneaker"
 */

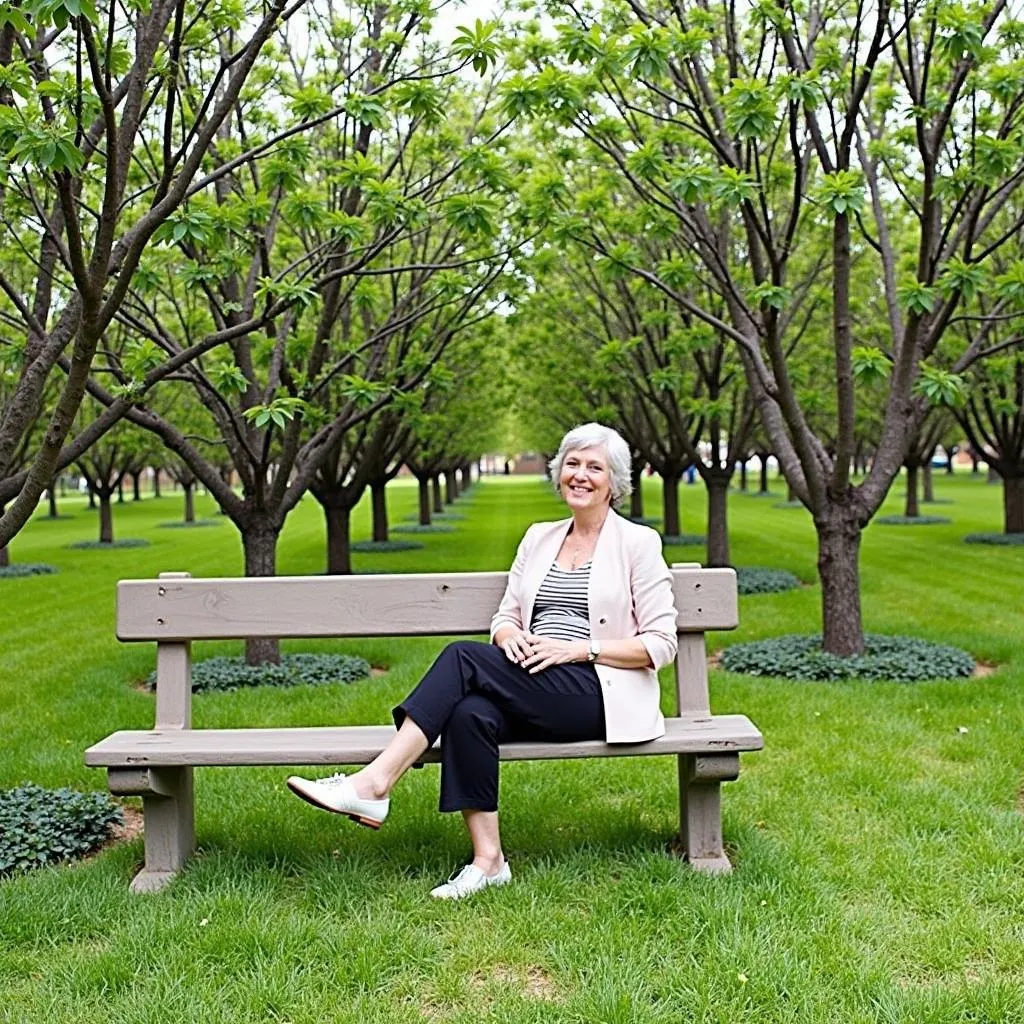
xmin=286 ymin=773 xmax=389 ymax=829
xmin=430 ymin=860 xmax=512 ymax=900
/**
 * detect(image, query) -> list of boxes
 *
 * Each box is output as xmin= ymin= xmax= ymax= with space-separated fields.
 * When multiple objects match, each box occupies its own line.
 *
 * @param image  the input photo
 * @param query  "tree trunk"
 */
xmin=904 ymin=463 xmax=919 ymax=518
xmin=183 ymin=483 xmax=195 ymax=524
xmin=87 ymin=485 xmax=96 ymax=509
xmin=325 ymin=505 xmax=352 ymax=575
xmin=371 ymin=480 xmax=389 ymax=542
xmin=0 ymin=504 xmax=8 ymax=567
xmin=662 ymin=471 xmax=682 ymax=536
xmin=705 ymin=476 xmax=730 ymax=567
xmin=817 ymin=512 xmax=864 ymax=656
xmin=787 ymin=480 xmax=795 ymax=503
xmin=739 ymin=459 xmax=748 ymax=491
xmin=922 ymin=464 xmax=934 ymax=503
xmin=759 ymin=457 xmax=769 ymax=494
xmin=242 ymin=524 xmax=281 ymax=665
xmin=970 ymin=450 xmax=981 ymax=473
xmin=98 ymin=493 xmax=114 ymax=543
xmin=1004 ymin=474 xmax=1024 ymax=534
xmin=444 ymin=470 xmax=457 ymax=504
xmin=153 ymin=469 xmax=162 ymax=497
xmin=629 ymin=453 xmax=645 ymax=519
xmin=117 ymin=480 xmax=125 ymax=504
xmin=945 ymin=447 xmax=955 ymax=474
xmin=418 ymin=478 xmax=432 ymax=526
xmin=630 ymin=481 xmax=644 ymax=519
xmin=47 ymin=484 xmax=58 ymax=519
xmin=132 ymin=471 xmax=142 ymax=501
xmin=432 ymin=475 xmax=443 ymax=513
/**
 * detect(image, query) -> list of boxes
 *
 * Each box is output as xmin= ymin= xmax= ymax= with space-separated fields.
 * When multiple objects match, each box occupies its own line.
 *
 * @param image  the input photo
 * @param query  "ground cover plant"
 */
xmin=0 ymin=784 xmax=122 ymax=877
xmin=721 ymin=633 xmax=975 ymax=681
xmin=144 ymin=654 xmax=371 ymax=695
xmin=874 ymin=515 xmax=953 ymax=526
xmin=734 ymin=567 xmax=802 ymax=595
xmin=0 ymin=563 xmax=56 ymax=578
xmin=1 ymin=474 xmax=1022 ymax=1023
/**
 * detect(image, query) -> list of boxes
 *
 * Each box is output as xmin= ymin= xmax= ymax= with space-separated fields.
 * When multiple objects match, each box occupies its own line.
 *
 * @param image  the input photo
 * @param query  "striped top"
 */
xmin=529 ymin=561 xmax=592 ymax=641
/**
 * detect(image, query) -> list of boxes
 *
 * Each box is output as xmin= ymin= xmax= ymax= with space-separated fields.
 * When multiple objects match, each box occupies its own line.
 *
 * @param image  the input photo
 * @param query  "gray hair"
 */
xmin=548 ymin=423 xmax=632 ymax=506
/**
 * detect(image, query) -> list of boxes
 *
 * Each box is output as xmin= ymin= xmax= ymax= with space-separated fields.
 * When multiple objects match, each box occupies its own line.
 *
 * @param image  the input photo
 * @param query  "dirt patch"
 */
xmin=972 ymin=660 xmax=998 ymax=678
xmin=107 ymin=804 xmax=145 ymax=847
xmin=470 ymin=964 xmax=558 ymax=1001
xmin=370 ymin=665 xmax=388 ymax=678
xmin=81 ymin=803 xmax=145 ymax=865
xmin=707 ymin=650 xmax=723 ymax=671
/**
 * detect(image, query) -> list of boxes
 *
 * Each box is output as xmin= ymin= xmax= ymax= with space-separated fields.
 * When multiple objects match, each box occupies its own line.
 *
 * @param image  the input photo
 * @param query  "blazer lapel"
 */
xmin=588 ymin=508 xmax=621 ymax=626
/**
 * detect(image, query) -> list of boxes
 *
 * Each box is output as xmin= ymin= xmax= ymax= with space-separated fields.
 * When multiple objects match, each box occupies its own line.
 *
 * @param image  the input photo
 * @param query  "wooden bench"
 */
xmin=86 ymin=567 xmax=763 ymax=892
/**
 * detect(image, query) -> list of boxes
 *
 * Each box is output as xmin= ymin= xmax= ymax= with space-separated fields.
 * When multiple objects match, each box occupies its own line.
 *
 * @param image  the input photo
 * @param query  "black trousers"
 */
xmin=393 ymin=640 xmax=605 ymax=813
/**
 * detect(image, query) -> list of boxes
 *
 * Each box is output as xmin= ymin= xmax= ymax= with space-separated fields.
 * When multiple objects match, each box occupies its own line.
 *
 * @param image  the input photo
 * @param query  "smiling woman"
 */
xmin=286 ymin=422 xmax=679 ymax=900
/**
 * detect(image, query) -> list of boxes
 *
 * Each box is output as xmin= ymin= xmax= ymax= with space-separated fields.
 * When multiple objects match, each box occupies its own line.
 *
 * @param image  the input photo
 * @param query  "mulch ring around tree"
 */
xmin=0 ymin=783 xmax=124 ymax=878
xmin=66 ymin=539 xmax=151 ymax=550
xmin=735 ymin=567 xmax=803 ymax=595
xmin=661 ymin=533 xmax=706 ymax=546
xmin=350 ymin=540 xmax=424 ymax=553
xmin=874 ymin=515 xmax=952 ymax=526
xmin=963 ymin=532 xmax=1024 ymax=546
xmin=391 ymin=524 xmax=456 ymax=534
xmin=156 ymin=519 xmax=225 ymax=528
xmin=718 ymin=633 xmax=976 ymax=682
xmin=0 ymin=563 xmax=57 ymax=579
xmin=142 ymin=652 xmax=372 ymax=694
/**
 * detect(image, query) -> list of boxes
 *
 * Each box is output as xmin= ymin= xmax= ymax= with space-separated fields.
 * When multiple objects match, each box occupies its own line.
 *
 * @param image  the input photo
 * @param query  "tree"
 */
xmin=95 ymin=12 xmax=515 ymax=661
xmin=526 ymin=0 xmax=1024 ymax=653
xmin=953 ymin=342 xmax=1024 ymax=533
xmin=0 ymin=0 xmax=309 ymax=547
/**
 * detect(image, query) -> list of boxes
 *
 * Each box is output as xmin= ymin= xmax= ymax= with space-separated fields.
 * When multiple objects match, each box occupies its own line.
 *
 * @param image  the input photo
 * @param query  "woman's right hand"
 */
xmin=499 ymin=629 xmax=532 ymax=665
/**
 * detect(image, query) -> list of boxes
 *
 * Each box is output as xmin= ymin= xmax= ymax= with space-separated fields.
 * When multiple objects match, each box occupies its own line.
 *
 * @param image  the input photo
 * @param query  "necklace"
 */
xmin=568 ymin=531 xmax=596 ymax=570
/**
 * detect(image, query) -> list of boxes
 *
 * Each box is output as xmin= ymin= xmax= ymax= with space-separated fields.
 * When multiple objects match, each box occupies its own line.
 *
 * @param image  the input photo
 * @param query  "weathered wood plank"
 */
xmin=86 ymin=715 xmax=764 ymax=768
xmin=115 ymin=569 xmax=739 ymax=641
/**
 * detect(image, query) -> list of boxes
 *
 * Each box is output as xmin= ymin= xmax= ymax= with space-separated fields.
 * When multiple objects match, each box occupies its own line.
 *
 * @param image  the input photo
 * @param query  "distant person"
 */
xmin=287 ymin=423 xmax=678 ymax=899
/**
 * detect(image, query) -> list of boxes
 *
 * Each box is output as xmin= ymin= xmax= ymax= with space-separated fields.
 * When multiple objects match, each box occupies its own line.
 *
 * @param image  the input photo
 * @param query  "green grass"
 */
xmin=2 ymin=472 xmax=1023 ymax=1023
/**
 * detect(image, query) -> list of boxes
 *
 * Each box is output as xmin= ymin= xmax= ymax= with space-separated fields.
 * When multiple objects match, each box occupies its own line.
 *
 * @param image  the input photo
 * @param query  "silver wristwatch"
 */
xmin=587 ymin=638 xmax=602 ymax=662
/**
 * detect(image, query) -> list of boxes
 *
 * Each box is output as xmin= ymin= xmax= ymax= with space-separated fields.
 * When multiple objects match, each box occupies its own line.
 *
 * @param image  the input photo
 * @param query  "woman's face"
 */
xmin=560 ymin=445 xmax=612 ymax=511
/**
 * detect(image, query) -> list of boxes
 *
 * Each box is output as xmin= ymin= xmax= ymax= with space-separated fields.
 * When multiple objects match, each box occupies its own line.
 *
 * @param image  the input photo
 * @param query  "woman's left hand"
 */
xmin=520 ymin=634 xmax=587 ymax=674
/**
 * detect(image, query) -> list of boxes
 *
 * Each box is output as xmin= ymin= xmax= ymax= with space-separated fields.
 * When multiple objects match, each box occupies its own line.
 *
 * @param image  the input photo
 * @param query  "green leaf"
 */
xmin=851 ymin=346 xmax=891 ymax=385
xmin=897 ymin=280 xmax=938 ymax=317
xmin=913 ymin=365 xmax=966 ymax=408
xmin=814 ymin=170 xmax=865 ymax=218
xmin=938 ymin=258 xmax=986 ymax=301
xmin=452 ymin=19 xmax=500 ymax=77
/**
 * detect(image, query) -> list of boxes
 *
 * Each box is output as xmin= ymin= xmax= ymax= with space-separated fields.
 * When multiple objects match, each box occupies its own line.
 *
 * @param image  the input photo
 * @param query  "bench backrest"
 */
xmin=119 ymin=567 xmax=738 ymax=728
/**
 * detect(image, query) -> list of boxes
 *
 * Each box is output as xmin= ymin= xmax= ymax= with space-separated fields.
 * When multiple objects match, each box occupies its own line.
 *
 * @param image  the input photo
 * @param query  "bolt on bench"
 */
xmin=86 ymin=567 xmax=763 ymax=892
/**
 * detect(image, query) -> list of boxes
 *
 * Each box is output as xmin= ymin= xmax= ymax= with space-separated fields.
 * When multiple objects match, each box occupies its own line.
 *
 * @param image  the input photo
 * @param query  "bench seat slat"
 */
xmin=86 ymin=715 xmax=763 ymax=768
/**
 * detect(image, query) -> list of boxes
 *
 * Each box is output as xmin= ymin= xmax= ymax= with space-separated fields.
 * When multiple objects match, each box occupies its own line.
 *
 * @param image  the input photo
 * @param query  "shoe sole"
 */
xmin=285 ymin=779 xmax=384 ymax=830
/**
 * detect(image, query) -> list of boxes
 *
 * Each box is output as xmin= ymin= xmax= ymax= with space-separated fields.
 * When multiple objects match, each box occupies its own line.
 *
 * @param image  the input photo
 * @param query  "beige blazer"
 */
xmin=489 ymin=509 xmax=678 ymax=743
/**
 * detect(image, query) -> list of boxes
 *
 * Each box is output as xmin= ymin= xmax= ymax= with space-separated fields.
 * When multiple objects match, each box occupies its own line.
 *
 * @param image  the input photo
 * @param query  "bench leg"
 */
xmin=677 ymin=754 xmax=739 ymax=875
xmin=131 ymin=768 xmax=195 ymax=893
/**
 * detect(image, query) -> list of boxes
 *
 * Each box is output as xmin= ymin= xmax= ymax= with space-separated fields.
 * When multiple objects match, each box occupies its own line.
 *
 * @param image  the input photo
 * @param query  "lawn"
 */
xmin=1 ymin=471 xmax=1023 ymax=1024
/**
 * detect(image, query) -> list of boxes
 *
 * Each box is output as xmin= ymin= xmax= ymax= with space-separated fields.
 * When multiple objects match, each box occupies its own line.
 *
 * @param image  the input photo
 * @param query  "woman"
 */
xmin=287 ymin=423 xmax=678 ymax=899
